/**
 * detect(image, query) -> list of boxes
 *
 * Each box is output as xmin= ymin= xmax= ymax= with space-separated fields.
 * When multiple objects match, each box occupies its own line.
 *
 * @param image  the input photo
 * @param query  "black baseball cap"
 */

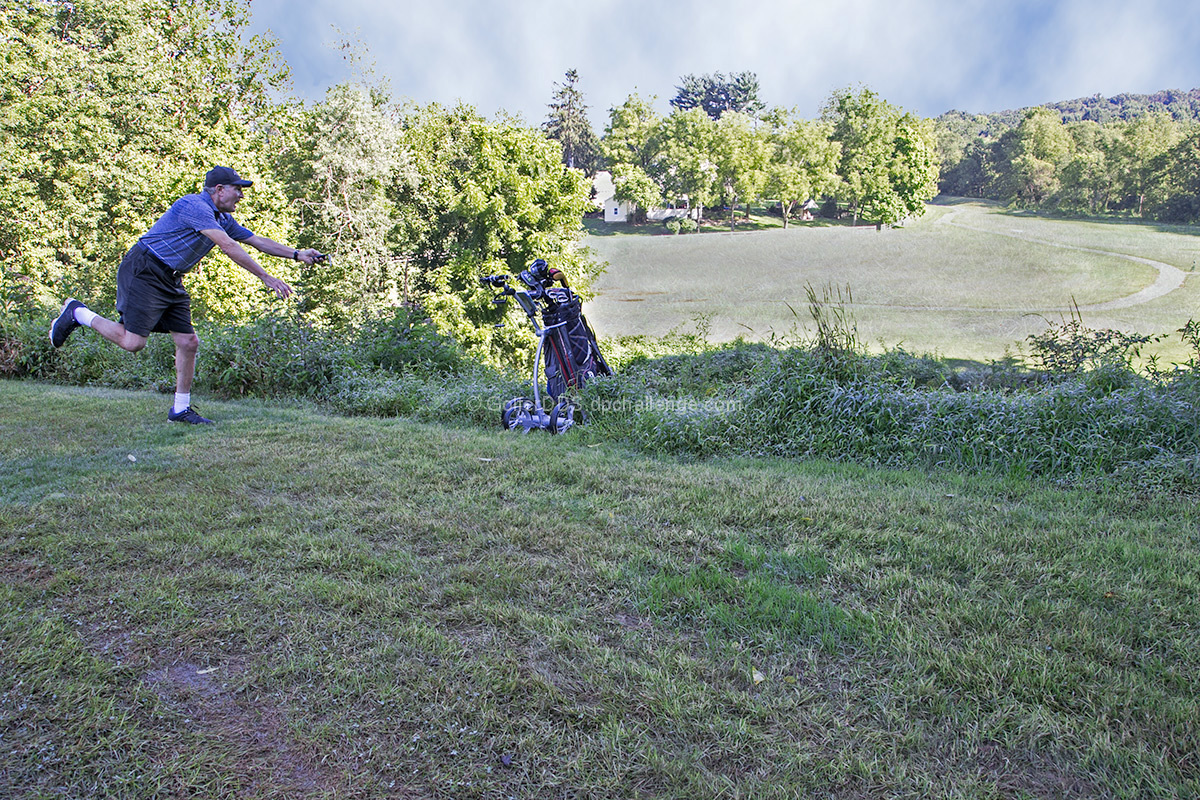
xmin=204 ymin=166 xmax=253 ymax=188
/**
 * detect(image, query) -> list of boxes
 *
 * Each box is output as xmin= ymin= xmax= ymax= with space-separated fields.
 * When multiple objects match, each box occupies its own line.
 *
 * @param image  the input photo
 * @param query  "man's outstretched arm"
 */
xmin=201 ymin=229 xmax=315 ymax=299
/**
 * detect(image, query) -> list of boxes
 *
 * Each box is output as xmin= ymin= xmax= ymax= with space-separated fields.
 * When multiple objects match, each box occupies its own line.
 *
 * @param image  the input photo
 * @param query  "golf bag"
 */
xmin=541 ymin=287 xmax=612 ymax=400
xmin=480 ymin=259 xmax=612 ymax=433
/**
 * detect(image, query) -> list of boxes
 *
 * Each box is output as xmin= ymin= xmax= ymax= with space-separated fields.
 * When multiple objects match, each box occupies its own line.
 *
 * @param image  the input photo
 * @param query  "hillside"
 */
xmin=933 ymin=88 xmax=1200 ymax=219
xmin=937 ymin=87 xmax=1200 ymax=133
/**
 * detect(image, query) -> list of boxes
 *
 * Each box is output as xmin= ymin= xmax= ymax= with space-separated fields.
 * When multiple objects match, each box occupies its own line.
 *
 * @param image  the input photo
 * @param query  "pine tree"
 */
xmin=670 ymin=71 xmax=766 ymax=120
xmin=544 ymin=69 xmax=601 ymax=175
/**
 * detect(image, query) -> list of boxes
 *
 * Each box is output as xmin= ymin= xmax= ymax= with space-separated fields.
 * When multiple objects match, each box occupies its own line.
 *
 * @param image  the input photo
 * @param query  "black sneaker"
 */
xmin=49 ymin=298 xmax=83 ymax=348
xmin=168 ymin=406 xmax=214 ymax=425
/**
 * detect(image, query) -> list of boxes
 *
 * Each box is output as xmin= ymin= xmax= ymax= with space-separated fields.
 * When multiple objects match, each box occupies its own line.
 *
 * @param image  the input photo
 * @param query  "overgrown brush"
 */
xmin=2 ymin=306 xmax=474 ymax=400
xmin=6 ymin=302 xmax=1200 ymax=491
xmin=580 ymin=318 xmax=1200 ymax=491
xmin=1024 ymin=301 xmax=1166 ymax=376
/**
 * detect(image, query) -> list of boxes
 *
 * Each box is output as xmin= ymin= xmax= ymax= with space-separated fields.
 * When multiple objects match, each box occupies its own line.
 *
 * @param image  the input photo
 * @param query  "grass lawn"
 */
xmin=584 ymin=199 xmax=1200 ymax=364
xmin=2 ymin=381 xmax=1197 ymax=798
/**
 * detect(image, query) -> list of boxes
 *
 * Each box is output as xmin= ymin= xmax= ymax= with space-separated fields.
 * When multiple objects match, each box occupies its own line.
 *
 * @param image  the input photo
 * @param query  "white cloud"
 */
xmin=249 ymin=0 xmax=1200 ymax=125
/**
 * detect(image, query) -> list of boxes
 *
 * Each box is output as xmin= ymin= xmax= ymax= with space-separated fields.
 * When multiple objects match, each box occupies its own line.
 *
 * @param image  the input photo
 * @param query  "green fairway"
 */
xmin=585 ymin=199 xmax=1200 ymax=363
xmin=2 ymin=381 xmax=1198 ymax=798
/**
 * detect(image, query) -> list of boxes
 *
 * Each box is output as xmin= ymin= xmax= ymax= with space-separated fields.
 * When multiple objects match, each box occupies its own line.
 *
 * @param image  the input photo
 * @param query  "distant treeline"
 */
xmin=935 ymin=89 xmax=1200 ymax=221
xmin=948 ymin=88 xmax=1200 ymax=130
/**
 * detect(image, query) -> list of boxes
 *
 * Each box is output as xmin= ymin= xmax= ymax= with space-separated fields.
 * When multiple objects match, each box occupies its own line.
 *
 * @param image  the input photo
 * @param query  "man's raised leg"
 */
xmin=89 ymin=315 xmax=148 ymax=353
xmin=50 ymin=299 xmax=147 ymax=352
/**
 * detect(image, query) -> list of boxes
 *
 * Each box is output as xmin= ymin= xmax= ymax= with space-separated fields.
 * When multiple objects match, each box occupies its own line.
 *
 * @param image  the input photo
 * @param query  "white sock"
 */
xmin=74 ymin=306 xmax=97 ymax=327
xmin=173 ymin=393 xmax=191 ymax=413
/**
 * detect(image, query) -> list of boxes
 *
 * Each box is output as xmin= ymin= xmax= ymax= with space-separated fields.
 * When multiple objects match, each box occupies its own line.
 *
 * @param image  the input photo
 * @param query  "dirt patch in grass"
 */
xmin=614 ymin=611 xmax=652 ymax=630
xmin=972 ymin=741 xmax=1099 ymax=798
xmin=0 ymin=559 xmax=55 ymax=589
xmin=143 ymin=660 xmax=339 ymax=798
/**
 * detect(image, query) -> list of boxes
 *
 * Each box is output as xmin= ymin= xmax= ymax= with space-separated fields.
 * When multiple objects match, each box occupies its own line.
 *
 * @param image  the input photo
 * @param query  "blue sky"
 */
xmin=247 ymin=0 xmax=1200 ymax=127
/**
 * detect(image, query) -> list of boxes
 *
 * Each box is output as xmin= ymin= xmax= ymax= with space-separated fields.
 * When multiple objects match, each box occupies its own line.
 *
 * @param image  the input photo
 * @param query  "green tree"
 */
xmin=937 ymin=133 xmax=1003 ymax=198
xmin=711 ymin=111 xmax=769 ymax=230
xmin=1006 ymin=107 xmax=1073 ymax=205
xmin=392 ymin=103 xmax=596 ymax=367
xmin=931 ymin=97 xmax=1200 ymax=222
xmin=825 ymin=87 xmax=897 ymax=224
xmin=823 ymin=87 xmax=939 ymax=226
xmin=762 ymin=110 xmax=842 ymax=227
xmin=889 ymin=113 xmax=942 ymax=221
xmin=933 ymin=111 xmax=992 ymax=186
xmin=544 ymin=69 xmax=602 ymax=175
xmin=602 ymin=94 xmax=665 ymax=222
xmin=610 ymin=169 xmax=662 ymax=224
xmin=671 ymin=71 xmax=766 ymax=120
xmin=1114 ymin=112 xmax=1183 ymax=215
xmin=0 ymin=0 xmax=295 ymax=317
xmin=1056 ymin=121 xmax=1115 ymax=213
xmin=1147 ymin=127 xmax=1200 ymax=222
xmin=659 ymin=108 xmax=719 ymax=223
xmin=278 ymin=83 xmax=403 ymax=326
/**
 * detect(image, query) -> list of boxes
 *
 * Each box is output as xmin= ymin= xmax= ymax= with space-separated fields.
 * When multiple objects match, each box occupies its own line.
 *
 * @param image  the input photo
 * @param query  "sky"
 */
xmin=246 ymin=0 xmax=1200 ymax=128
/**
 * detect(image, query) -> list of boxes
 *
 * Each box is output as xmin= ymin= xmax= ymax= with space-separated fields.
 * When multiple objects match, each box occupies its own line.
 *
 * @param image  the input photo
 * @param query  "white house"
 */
xmin=592 ymin=171 xmax=691 ymax=224
xmin=606 ymin=198 xmax=632 ymax=223
xmin=592 ymin=171 xmax=632 ymax=223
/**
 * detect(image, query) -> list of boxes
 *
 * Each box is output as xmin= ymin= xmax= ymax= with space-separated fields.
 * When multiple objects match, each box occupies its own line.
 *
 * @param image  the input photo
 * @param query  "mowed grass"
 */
xmin=2 ymin=381 xmax=1198 ymax=799
xmin=585 ymin=199 xmax=1200 ymax=363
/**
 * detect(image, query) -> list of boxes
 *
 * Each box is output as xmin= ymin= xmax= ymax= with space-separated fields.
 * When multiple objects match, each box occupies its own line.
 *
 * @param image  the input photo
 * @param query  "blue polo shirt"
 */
xmin=139 ymin=192 xmax=255 ymax=272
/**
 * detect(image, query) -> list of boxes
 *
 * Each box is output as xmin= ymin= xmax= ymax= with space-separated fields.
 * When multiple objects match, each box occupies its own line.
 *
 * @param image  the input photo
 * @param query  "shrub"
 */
xmin=1023 ymin=307 xmax=1164 ymax=375
xmin=349 ymin=307 xmax=468 ymax=375
xmin=581 ymin=331 xmax=1200 ymax=493
xmin=1178 ymin=319 xmax=1200 ymax=368
xmin=0 ymin=312 xmax=175 ymax=390
xmin=199 ymin=315 xmax=344 ymax=399
xmin=0 ymin=315 xmax=54 ymax=379
xmin=6 ymin=305 xmax=473 ymax=405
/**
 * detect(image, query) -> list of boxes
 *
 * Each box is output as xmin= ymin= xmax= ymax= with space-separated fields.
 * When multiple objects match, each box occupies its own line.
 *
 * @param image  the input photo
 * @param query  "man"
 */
xmin=49 ymin=166 xmax=322 ymax=424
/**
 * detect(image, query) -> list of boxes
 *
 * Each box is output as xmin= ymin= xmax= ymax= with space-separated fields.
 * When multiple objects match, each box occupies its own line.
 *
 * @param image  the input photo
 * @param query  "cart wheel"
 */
xmin=548 ymin=400 xmax=581 ymax=434
xmin=502 ymin=398 xmax=534 ymax=432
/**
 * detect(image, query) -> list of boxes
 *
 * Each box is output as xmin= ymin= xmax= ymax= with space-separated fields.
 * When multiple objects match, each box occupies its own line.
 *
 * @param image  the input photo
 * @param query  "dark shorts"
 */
xmin=116 ymin=243 xmax=194 ymax=337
